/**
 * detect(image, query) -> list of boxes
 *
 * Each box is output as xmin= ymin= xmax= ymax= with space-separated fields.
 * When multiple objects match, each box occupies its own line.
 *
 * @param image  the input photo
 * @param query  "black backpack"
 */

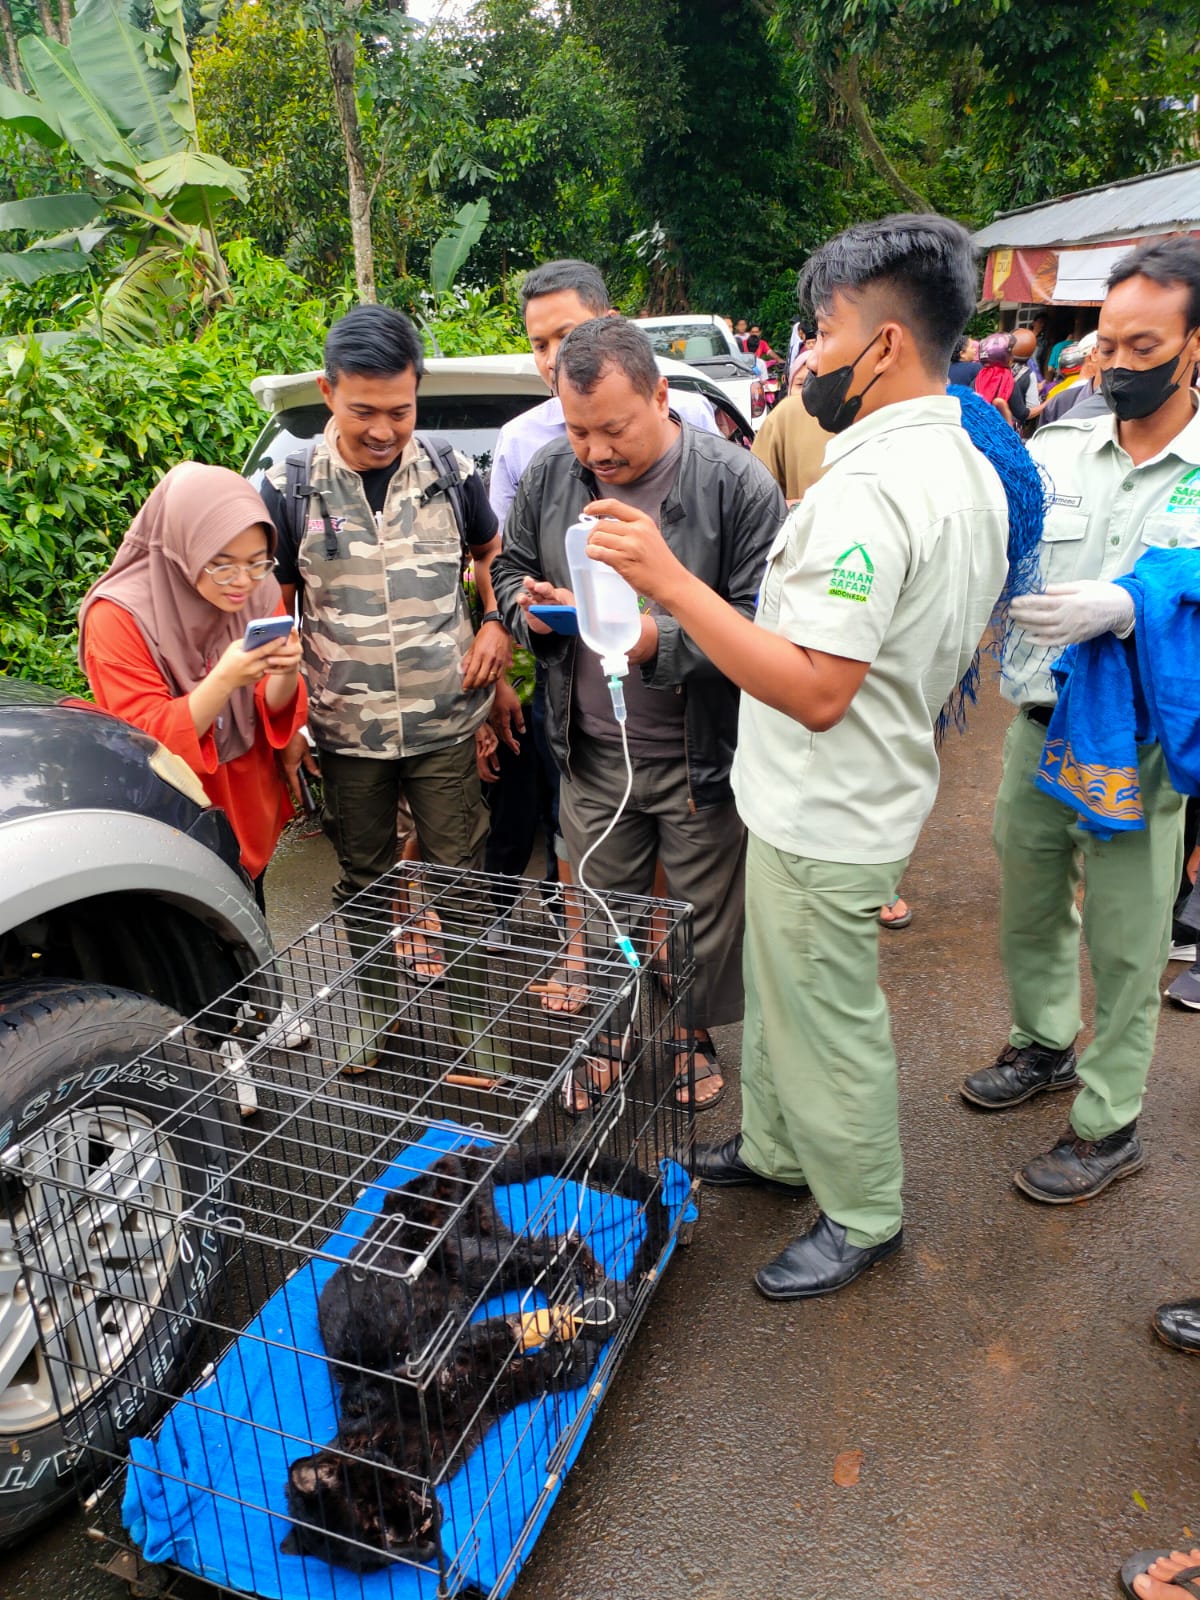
xmin=281 ymin=433 xmax=469 ymax=566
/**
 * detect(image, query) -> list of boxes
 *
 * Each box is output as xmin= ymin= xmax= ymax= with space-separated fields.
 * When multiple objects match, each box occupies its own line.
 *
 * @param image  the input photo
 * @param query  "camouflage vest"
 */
xmin=268 ymin=423 xmax=491 ymax=758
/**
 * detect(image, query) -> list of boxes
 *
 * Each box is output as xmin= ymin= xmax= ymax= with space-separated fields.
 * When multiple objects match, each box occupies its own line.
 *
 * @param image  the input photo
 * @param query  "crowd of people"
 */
xmin=77 ymin=215 xmax=1200 ymax=1599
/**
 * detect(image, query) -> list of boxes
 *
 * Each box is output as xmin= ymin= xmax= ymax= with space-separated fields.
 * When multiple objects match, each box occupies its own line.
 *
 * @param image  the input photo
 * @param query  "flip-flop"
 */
xmin=531 ymin=971 xmax=588 ymax=1015
xmin=1120 ymin=1551 xmax=1200 ymax=1598
xmin=562 ymin=1055 xmax=623 ymax=1118
xmin=394 ymin=935 xmax=446 ymax=985
xmin=588 ymin=1028 xmax=641 ymax=1064
xmin=667 ymin=1036 xmax=725 ymax=1112
xmin=878 ymin=895 xmax=913 ymax=930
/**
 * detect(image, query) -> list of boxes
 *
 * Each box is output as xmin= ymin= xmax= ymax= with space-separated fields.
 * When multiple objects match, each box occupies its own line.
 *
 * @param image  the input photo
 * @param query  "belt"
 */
xmin=1024 ymin=705 xmax=1053 ymax=728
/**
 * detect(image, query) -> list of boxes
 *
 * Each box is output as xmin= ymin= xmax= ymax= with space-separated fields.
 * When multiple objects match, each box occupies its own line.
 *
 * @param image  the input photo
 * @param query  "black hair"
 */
xmin=519 ymin=259 xmax=610 ymax=315
xmin=952 ymin=335 xmax=970 ymax=361
xmin=746 ymin=333 xmax=762 ymax=353
xmin=324 ymin=305 xmax=425 ymax=385
xmin=555 ymin=316 xmax=660 ymax=402
xmin=1108 ymin=235 xmax=1200 ymax=328
xmin=797 ymin=212 xmax=978 ymax=375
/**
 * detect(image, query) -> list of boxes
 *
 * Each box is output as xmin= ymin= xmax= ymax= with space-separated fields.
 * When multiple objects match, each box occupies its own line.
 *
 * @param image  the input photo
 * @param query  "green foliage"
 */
xmin=430 ymin=198 xmax=489 ymax=298
xmin=0 ymin=0 xmax=246 ymax=339
xmin=442 ymin=0 xmax=642 ymax=289
xmin=0 ymin=240 xmax=341 ymax=691
xmin=423 ymin=282 xmax=525 ymax=356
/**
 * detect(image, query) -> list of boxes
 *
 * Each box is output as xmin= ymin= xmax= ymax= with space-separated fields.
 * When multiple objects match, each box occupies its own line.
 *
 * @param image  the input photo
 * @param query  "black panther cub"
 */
xmin=283 ymin=1142 xmax=667 ymax=1571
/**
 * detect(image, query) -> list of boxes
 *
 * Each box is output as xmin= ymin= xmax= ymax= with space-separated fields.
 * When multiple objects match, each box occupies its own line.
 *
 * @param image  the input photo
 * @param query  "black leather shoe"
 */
xmin=754 ymin=1214 xmax=903 ymax=1301
xmin=960 ymin=1041 xmax=1079 ymax=1109
xmin=694 ymin=1135 xmax=809 ymax=1196
xmin=1153 ymin=1298 xmax=1200 ymax=1354
xmin=1013 ymin=1122 xmax=1143 ymax=1204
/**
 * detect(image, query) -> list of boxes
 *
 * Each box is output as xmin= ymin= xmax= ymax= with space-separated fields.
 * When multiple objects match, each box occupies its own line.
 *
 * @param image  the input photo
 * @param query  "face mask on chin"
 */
xmin=801 ymin=331 xmax=884 ymax=434
xmin=1100 ymin=332 xmax=1197 ymax=422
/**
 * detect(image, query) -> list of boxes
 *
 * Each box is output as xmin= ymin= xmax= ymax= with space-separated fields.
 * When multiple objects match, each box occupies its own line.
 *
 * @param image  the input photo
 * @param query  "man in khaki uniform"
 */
xmin=588 ymin=214 xmax=1010 ymax=1298
xmin=962 ymin=235 xmax=1200 ymax=1202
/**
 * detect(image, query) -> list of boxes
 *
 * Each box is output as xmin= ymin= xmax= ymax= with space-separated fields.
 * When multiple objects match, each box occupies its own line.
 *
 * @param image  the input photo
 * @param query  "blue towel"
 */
xmin=122 ymin=1121 xmax=693 ymax=1599
xmin=939 ymin=385 xmax=1047 ymax=738
xmin=1035 ymin=547 xmax=1200 ymax=836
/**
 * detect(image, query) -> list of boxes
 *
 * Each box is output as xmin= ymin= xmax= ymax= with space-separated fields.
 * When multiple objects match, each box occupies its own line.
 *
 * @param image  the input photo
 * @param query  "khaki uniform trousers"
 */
xmin=739 ymin=831 xmax=908 ymax=1248
xmin=994 ymin=709 xmax=1185 ymax=1139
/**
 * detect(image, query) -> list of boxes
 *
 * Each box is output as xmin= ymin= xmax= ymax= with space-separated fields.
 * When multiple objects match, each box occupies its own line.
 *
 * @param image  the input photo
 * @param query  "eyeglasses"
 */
xmin=203 ymin=558 xmax=275 ymax=587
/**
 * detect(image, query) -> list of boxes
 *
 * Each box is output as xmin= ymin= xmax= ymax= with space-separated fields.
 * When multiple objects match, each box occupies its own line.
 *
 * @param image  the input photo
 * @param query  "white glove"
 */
xmin=1009 ymin=581 xmax=1136 ymax=647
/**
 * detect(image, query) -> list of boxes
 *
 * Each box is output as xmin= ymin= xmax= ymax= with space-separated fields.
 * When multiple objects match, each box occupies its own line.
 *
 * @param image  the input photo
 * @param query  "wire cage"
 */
xmin=2 ymin=862 xmax=697 ymax=1600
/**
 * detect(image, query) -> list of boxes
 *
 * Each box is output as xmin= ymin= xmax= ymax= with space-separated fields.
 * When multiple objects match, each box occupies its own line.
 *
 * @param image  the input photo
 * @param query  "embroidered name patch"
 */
xmin=306 ymin=514 xmax=347 ymax=535
xmin=828 ymin=542 xmax=874 ymax=602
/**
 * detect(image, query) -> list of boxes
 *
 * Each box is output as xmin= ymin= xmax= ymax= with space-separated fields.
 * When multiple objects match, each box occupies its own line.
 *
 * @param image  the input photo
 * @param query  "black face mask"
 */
xmin=801 ymin=331 xmax=884 ymax=434
xmin=1100 ymin=332 xmax=1197 ymax=422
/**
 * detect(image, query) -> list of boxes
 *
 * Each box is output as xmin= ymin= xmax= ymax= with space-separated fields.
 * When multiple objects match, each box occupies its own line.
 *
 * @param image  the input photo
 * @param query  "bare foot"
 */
xmin=533 ymin=964 xmax=588 ymax=1015
xmin=1133 ymin=1549 xmax=1200 ymax=1598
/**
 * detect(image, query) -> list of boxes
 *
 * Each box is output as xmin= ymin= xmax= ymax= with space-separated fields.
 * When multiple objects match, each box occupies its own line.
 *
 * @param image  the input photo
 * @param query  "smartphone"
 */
xmin=529 ymin=604 xmax=579 ymax=636
xmin=242 ymin=615 xmax=295 ymax=652
xmin=296 ymin=766 xmax=322 ymax=817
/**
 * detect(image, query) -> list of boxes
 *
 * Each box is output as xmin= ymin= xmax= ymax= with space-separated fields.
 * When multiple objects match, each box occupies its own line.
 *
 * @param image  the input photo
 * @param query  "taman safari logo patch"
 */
xmin=828 ymin=542 xmax=874 ymax=602
xmin=1165 ymin=468 xmax=1200 ymax=514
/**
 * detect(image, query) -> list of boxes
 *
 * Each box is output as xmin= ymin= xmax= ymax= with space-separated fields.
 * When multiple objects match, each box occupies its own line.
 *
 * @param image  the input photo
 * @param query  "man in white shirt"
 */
xmin=587 ymin=213 xmax=1010 ymax=1298
xmin=963 ymin=235 xmax=1200 ymax=1204
xmin=489 ymin=259 xmax=719 ymax=526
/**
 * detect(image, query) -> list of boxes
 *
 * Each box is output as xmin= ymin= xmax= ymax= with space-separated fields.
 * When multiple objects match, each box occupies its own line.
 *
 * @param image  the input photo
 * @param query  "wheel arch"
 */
xmin=0 ymin=810 xmax=275 ymax=1019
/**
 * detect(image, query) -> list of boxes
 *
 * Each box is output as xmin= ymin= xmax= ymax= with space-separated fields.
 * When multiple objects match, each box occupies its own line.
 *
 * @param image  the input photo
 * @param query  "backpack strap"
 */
xmin=415 ymin=431 xmax=471 ymax=573
xmin=284 ymin=439 xmax=338 ymax=560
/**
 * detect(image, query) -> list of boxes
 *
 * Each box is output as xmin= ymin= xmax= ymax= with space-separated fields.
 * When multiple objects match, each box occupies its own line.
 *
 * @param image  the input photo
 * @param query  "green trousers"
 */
xmin=994 ymin=710 xmax=1184 ymax=1139
xmin=740 ymin=832 xmax=908 ymax=1248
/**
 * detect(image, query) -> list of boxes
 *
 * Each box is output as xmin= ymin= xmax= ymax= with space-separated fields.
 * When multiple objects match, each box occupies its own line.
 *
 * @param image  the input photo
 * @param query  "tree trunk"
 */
xmin=323 ymin=3 xmax=377 ymax=305
xmin=35 ymin=0 xmax=55 ymax=45
xmin=828 ymin=56 xmax=934 ymax=214
xmin=57 ymin=0 xmax=70 ymax=47
xmin=0 ymin=4 xmax=22 ymax=88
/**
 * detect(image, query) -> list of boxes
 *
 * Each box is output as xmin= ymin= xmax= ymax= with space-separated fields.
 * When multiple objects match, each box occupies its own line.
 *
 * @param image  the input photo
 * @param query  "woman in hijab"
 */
xmin=79 ymin=462 xmax=306 ymax=904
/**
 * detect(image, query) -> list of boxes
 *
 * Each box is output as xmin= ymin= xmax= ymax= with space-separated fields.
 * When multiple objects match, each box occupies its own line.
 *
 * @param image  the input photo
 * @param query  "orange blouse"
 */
xmin=83 ymin=598 xmax=307 ymax=879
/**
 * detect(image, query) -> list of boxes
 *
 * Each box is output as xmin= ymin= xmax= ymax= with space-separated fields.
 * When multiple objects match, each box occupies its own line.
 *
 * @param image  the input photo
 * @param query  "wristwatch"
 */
xmin=479 ymin=610 xmax=508 ymax=630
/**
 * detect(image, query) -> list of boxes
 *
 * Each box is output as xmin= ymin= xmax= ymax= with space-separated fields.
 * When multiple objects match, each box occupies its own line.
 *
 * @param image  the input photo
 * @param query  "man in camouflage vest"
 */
xmin=263 ymin=305 xmax=510 ymax=1069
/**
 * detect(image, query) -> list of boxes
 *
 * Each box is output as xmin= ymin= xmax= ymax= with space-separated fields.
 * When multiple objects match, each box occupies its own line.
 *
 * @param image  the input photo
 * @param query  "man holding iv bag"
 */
xmin=491 ymin=316 xmax=784 ymax=1115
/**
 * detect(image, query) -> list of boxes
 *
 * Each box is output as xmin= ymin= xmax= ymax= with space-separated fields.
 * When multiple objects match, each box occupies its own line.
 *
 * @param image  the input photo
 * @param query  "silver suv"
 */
xmin=0 ymin=676 xmax=274 ymax=1548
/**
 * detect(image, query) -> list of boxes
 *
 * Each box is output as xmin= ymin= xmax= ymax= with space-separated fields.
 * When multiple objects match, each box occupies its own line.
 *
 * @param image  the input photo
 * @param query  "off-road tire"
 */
xmin=0 ymin=981 xmax=236 ymax=1550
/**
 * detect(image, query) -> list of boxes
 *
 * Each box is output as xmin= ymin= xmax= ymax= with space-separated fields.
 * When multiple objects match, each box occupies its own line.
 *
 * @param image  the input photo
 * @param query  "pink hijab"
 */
xmin=79 ymin=462 xmax=282 ymax=762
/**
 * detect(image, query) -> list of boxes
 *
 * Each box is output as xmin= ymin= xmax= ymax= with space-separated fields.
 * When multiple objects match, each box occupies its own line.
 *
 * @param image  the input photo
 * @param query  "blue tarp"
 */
xmin=122 ymin=1121 xmax=691 ymax=1599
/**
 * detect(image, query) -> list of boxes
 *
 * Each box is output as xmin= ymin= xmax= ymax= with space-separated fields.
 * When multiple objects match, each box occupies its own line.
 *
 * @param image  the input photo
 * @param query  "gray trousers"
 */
xmin=558 ymin=737 xmax=746 ymax=1029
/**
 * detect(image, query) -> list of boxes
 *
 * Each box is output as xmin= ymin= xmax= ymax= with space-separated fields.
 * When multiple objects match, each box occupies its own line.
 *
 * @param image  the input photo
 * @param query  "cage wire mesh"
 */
xmin=2 ymin=862 xmax=697 ymax=1599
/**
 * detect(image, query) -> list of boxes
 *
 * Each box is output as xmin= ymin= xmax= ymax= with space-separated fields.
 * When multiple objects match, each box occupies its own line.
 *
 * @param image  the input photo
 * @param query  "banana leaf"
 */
xmin=430 ymin=199 xmax=490 ymax=299
xmin=0 ymin=249 xmax=94 ymax=286
xmin=0 ymin=194 xmax=104 ymax=232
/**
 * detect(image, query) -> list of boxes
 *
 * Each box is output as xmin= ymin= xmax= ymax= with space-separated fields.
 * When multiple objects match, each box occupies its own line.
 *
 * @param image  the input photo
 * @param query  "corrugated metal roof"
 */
xmin=973 ymin=161 xmax=1200 ymax=249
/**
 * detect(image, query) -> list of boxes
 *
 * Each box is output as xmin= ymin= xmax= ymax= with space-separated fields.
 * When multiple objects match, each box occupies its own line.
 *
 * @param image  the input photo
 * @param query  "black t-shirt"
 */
xmin=264 ymin=443 xmax=497 ymax=587
xmin=948 ymin=359 xmax=982 ymax=387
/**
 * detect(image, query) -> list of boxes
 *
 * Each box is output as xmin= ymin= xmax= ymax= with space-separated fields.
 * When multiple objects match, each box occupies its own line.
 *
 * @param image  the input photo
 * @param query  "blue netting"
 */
xmin=938 ymin=384 xmax=1048 ymax=739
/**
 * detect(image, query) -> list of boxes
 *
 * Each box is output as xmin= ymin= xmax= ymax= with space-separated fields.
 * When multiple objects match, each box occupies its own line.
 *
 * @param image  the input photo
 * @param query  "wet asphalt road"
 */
xmin=4 ymin=682 xmax=1200 ymax=1600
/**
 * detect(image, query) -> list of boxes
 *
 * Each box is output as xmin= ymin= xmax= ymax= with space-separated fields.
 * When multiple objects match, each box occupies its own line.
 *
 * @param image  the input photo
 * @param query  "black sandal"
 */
xmin=666 ymin=1035 xmax=725 ymax=1113
xmin=1120 ymin=1551 xmax=1200 ymax=1598
xmin=562 ymin=1055 xmax=624 ymax=1118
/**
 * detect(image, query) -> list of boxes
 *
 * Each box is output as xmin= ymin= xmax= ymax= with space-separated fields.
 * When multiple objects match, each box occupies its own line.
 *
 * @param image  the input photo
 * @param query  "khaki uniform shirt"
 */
xmin=733 ymin=395 xmax=1010 ymax=863
xmin=750 ymin=394 xmax=831 ymax=502
xmin=1007 ymin=397 xmax=1200 ymax=708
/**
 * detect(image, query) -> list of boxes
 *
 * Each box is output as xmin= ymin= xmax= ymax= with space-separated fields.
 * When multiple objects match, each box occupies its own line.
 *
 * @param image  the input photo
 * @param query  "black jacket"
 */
xmin=491 ymin=421 xmax=785 ymax=810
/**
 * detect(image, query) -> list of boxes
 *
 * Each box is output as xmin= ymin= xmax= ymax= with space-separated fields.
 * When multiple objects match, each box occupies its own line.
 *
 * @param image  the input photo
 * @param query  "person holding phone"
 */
xmin=79 ymin=461 xmax=306 ymax=905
